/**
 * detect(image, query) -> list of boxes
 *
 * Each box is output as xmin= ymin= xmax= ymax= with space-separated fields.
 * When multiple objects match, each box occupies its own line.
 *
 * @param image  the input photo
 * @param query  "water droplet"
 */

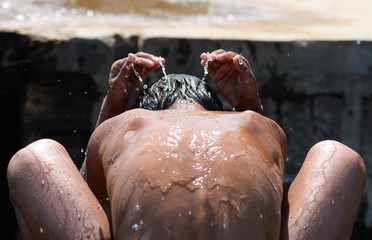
xmin=135 ymin=204 xmax=140 ymax=211
xmin=259 ymin=214 xmax=263 ymax=219
xmin=106 ymin=197 xmax=109 ymax=201
xmin=86 ymin=10 xmax=94 ymax=17
xmin=80 ymin=148 xmax=84 ymax=153
xmin=17 ymin=14 xmax=25 ymax=21
xmin=143 ymin=84 xmax=148 ymax=90
xmin=188 ymin=210 xmax=192 ymax=215
xmin=139 ymin=220 xmax=144 ymax=225
xmin=68 ymin=92 xmax=72 ymax=96
xmin=41 ymin=179 xmax=45 ymax=185
xmin=356 ymin=40 xmax=361 ymax=45
xmin=77 ymin=214 xmax=81 ymax=220
xmin=332 ymin=199 xmax=335 ymax=204
xmin=223 ymin=223 xmax=227 ymax=229
xmin=161 ymin=169 xmax=165 ymax=173
xmin=178 ymin=213 xmax=182 ymax=217
xmin=40 ymin=227 xmax=44 ymax=233
xmin=238 ymin=58 xmax=244 ymax=65
xmin=132 ymin=223 xmax=139 ymax=231
xmin=97 ymin=206 xmax=102 ymax=210
xmin=1 ymin=2 xmax=10 ymax=9
xmin=60 ymin=190 xmax=64 ymax=194
xmin=287 ymin=53 xmax=290 ymax=56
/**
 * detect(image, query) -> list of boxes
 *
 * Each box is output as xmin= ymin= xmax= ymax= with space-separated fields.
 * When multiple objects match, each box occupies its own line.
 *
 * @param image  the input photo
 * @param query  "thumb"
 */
xmin=116 ymin=55 xmax=135 ymax=80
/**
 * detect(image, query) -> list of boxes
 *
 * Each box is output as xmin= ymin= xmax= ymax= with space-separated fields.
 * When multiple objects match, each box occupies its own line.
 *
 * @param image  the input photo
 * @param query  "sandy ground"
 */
xmin=0 ymin=0 xmax=371 ymax=40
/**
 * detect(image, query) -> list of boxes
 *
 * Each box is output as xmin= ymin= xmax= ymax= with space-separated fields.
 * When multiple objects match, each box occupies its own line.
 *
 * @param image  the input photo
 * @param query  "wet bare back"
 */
xmin=85 ymin=103 xmax=287 ymax=239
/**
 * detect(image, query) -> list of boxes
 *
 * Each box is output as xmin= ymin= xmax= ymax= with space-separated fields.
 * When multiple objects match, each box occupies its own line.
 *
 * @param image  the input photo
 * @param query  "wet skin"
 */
xmin=8 ymin=50 xmax=366 ymax=240
xmin=85 ymin=102 xmax=287 ymax=239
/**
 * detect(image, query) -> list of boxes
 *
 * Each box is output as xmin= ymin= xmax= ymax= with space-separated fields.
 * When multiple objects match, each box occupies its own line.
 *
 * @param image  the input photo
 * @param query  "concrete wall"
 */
xmin=1 ymin=32 xmax=371 ymax=239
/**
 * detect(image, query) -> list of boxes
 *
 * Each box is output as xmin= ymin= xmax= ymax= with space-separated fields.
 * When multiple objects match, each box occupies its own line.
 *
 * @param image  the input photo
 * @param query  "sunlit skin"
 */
xmin=7 ymin=50 xmax=366 ymax=239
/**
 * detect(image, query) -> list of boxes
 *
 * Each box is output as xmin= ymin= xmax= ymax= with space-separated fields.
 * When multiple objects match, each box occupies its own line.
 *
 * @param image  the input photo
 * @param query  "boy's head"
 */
xmin=133 ymin=74 xmax=223 ymax=111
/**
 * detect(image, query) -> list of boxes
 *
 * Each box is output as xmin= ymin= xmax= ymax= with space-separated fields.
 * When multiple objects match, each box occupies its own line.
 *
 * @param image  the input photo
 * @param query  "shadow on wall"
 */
xmin=1 ymin=32 xmax=372 ymax=239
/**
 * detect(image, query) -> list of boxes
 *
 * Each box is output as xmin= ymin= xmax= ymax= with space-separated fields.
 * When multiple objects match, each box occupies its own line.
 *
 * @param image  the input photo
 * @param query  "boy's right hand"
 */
xmin=108 ymin=52 xmax=165 ymax=110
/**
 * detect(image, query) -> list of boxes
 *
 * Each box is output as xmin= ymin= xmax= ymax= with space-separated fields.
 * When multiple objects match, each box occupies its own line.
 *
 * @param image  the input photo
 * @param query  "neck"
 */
xmin=168 ymin=100 xmax=205 ymax=111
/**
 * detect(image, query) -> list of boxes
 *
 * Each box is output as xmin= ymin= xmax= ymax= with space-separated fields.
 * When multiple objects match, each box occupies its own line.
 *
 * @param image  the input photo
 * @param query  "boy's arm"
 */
xmin=96 ymin=52 xmax=165 ymax=127
xmin=81 ymin=52 xmax=164 ymax=185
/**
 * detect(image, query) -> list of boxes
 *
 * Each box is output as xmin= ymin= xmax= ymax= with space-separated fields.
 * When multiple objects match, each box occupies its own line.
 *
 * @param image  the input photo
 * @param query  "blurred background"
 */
xmin=1 ymin=0 xmax=372 ymax=239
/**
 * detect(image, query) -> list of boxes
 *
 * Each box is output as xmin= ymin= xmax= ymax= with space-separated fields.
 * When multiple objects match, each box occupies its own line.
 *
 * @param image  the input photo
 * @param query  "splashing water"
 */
xmin=202 ymin=58 xmax=212 ymax=81
xmin=159 ymin=60 xmax=167 ymax=77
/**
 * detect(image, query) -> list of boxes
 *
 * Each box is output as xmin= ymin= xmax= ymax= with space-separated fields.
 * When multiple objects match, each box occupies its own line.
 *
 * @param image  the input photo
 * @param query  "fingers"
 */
xmin=201 ymin=50 xmax=251 ymax=73
xmin=200 ymin=49 xmax=225 ymax=66
xmin=135 ymin=52 xmax=165 ymax=66
xmin=126 ymin=52 xmax=164 ymax=70
xmin=200 ymin=50 xmax=237 ymax=67
xmin=113 ymin=52 xmax=165 ymax=83
xmin=112 ymin=52 xmax=164 ymax=74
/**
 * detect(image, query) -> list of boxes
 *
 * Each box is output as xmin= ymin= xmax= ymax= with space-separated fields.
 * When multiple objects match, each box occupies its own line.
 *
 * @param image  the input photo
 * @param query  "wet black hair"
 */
xmin=132 ymin=74 xmax=223 ymax=111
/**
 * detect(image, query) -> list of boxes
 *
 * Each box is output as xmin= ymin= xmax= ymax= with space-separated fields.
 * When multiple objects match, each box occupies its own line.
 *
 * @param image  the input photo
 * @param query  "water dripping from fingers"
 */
xmin=159 ymin=59 xmax=167 ymax=77
xmin=202 ymin=58 xmax=212 ymax=81
xmin=131 ymin=64 xmax=143 ymax=84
